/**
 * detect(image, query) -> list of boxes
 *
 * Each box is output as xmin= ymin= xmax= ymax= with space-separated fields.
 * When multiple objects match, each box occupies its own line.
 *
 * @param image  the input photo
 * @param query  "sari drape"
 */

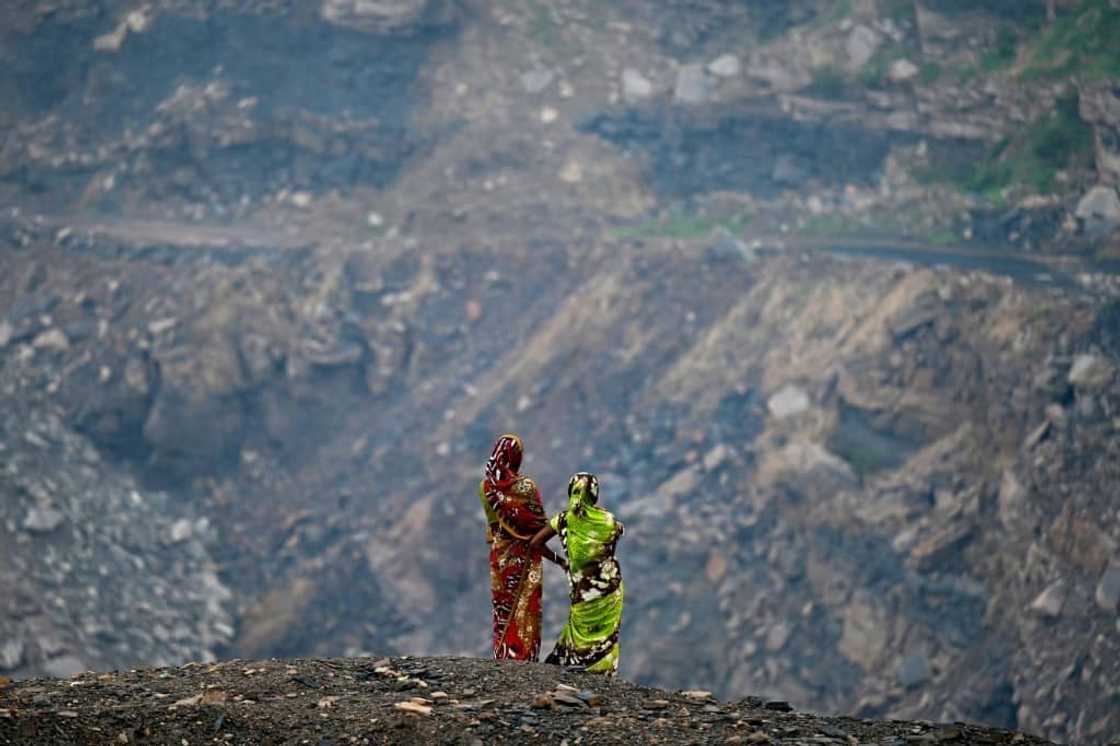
xmin=545 ymin=473 xmax=625 ymax=673
xmin=480 ymin=435 xmax=547 ymax=661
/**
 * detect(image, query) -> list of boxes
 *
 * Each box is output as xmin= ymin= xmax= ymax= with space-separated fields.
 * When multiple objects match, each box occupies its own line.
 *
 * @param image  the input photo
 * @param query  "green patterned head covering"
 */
xmin=566 ymin=472 xmax=599 ymax=513
xmin=562 ymin=473 xmax=616 ymax=571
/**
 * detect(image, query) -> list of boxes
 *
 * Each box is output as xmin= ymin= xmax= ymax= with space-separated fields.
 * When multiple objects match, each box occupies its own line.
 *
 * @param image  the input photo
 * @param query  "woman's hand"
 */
xmin=546 ymin=550 xmax=567 ymax=570
xmin=529 ymin=525 xmax=568 ymax=570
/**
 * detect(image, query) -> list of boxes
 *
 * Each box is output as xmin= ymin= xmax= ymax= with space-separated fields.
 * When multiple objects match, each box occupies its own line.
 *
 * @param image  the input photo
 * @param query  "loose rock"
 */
xmin=1096 ymin=563 xmax=1120 ymax=612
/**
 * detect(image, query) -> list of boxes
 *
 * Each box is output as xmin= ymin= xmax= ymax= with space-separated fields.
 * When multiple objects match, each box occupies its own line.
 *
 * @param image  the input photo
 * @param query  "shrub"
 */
xmin=915 ymin=93 xmax=1093 ymax=198
xmin=1023 ymin=0 xmax=1120 ymax=79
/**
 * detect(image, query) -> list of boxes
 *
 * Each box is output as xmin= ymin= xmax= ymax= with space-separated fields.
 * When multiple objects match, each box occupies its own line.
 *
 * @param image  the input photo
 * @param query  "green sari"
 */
xmin=545 ymin=473 xmax=625 ymax=674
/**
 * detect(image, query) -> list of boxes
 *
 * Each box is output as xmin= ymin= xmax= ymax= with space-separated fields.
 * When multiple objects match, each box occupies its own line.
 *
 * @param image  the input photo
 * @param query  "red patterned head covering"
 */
xmin=485 ymin=433 xmax=523 ymax=490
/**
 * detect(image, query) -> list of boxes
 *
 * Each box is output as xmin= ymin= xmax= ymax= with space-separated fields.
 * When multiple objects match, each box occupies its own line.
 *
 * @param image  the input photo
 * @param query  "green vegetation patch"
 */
xmin=916 ymin=93 xmax=1094 ymax=198
xmin=608 ymin=210 xmax=752 ymax=241
xmin=799 ymin=213 xmax=867 ymax=237
xmin=1023 ymin=0 xmax=1120 ymax=79
xmin=918 ymin=61 xmax=943 ymax=84
xmin=882 ymin=0 xmax=918 ymax=26
xmin=809 ymin=0 xmax=853 ymax=32
xmin=981 ymin=24 xmax=1019 ymax=72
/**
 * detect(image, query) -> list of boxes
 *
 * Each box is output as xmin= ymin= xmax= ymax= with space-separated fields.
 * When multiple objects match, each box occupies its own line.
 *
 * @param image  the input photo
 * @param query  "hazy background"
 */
xmin=2 ymin=1 xmax=1120 ymax=743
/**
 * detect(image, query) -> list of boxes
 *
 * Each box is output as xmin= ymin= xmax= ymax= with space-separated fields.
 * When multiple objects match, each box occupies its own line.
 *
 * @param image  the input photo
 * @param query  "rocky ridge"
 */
xmin=0 ymin=655 xmax=1058 ymax=745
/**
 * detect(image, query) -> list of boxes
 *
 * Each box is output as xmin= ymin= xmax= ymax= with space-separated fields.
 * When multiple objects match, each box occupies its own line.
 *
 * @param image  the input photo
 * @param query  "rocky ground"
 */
xmin=3 ymin=1 xmax=1120 ymax=744
xmin=0 ymin=656 xmax=1058 ymax=745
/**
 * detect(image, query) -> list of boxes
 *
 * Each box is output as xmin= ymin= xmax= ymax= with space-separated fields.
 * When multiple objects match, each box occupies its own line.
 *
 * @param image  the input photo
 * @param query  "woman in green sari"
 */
xmin=530 ymin=472 xmax=624 ymax=674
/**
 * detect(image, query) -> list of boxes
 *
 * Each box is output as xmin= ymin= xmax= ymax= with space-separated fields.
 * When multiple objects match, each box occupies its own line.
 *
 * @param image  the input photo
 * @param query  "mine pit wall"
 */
xmin=0 ymin=3 xmax=455 ymax=214
xmin=4 ymin=220 xmax=1120 ymax=741
xmin=1 ymin=1 xmax=1120 ymax=743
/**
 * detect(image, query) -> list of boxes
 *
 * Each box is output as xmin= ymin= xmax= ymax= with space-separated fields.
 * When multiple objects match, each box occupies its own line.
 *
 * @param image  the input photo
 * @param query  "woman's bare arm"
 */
xmin=529 ymin=525 xmax=566 ymax=570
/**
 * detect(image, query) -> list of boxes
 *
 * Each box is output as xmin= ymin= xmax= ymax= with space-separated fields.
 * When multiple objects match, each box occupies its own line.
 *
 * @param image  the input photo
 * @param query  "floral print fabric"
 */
xmin=480 ymin=435 xmax=548 ymax=661
xmin=544 ymin=473 xmax=625 ymax=673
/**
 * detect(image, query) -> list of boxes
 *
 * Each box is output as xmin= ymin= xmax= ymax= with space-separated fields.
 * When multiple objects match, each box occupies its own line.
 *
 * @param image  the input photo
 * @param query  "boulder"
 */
xmin=908 ymin=523 xmax=973 ymax=572
xmin=1029 ymin=581 xmax=1065 ymax=618
xmin=320 ymin=0 xmax=431 ymax=33
xmin=621 ymin=68 xmax=654 ymax=103
xmin=765 ymin=623 xmax=791 ymax=651
xmin=1097 ymin=562 xmax=1120 ymax=612
xmin=748 ymin=53 xmax=811 ymax=92
xmin=759 ymin=440 xmax=859 ymax=498
xmin=707 ymin=54 xmax=741 ymax=78
xmin=1075 ymin=186 xmax=1120 ymax=237
xmin=24 ymin=506 xmax=65 ymax=533
xmin=886 ymin=291 xmax=945 ymax=341
xmin=705 ymin=232 xmax=755 ymax=263
xmin=767 ymin=385 xmax=811 ymax=419
xmin=888 ymin=59 xmax=919 ymax=83
xmin=1068 ymin=353 xmax=1116 ymax=392
xmin=673 ymin=64 xmax=711 ymax=105
xmin=998 ymin=469 xmax=1034 ymax=533
xmin=32 ymin=328 xmax=69 ymax=351
xmin=168 ymin=519 xmax=194 ymax=544
xmin=845 ymin=25 xmax=881 ymax=71
xmin=703 ymin=444 xmax=730 ymax=471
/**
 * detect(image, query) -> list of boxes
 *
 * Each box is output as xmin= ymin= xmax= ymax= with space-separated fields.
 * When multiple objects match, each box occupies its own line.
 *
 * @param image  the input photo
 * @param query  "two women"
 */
xmin=479 ymin=434 xmax=625 ymax=673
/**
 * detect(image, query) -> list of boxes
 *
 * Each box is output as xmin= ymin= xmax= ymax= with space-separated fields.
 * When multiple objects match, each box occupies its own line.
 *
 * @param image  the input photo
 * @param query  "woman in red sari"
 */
xmin=479 ymin=434 xmax=565 ymax=661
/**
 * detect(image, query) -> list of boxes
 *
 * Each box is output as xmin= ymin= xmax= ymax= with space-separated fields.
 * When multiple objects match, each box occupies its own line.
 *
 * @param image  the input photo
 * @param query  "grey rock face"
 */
xmin=897 ymin=654 xmax=931 ymax=688
xmin=1097 ymin=563 xmax=1120 ymax=612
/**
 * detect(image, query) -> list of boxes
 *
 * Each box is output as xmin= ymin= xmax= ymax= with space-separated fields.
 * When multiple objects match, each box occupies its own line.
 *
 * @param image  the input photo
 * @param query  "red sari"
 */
xmin=480 ymin=435 xmax=548 ymax=661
